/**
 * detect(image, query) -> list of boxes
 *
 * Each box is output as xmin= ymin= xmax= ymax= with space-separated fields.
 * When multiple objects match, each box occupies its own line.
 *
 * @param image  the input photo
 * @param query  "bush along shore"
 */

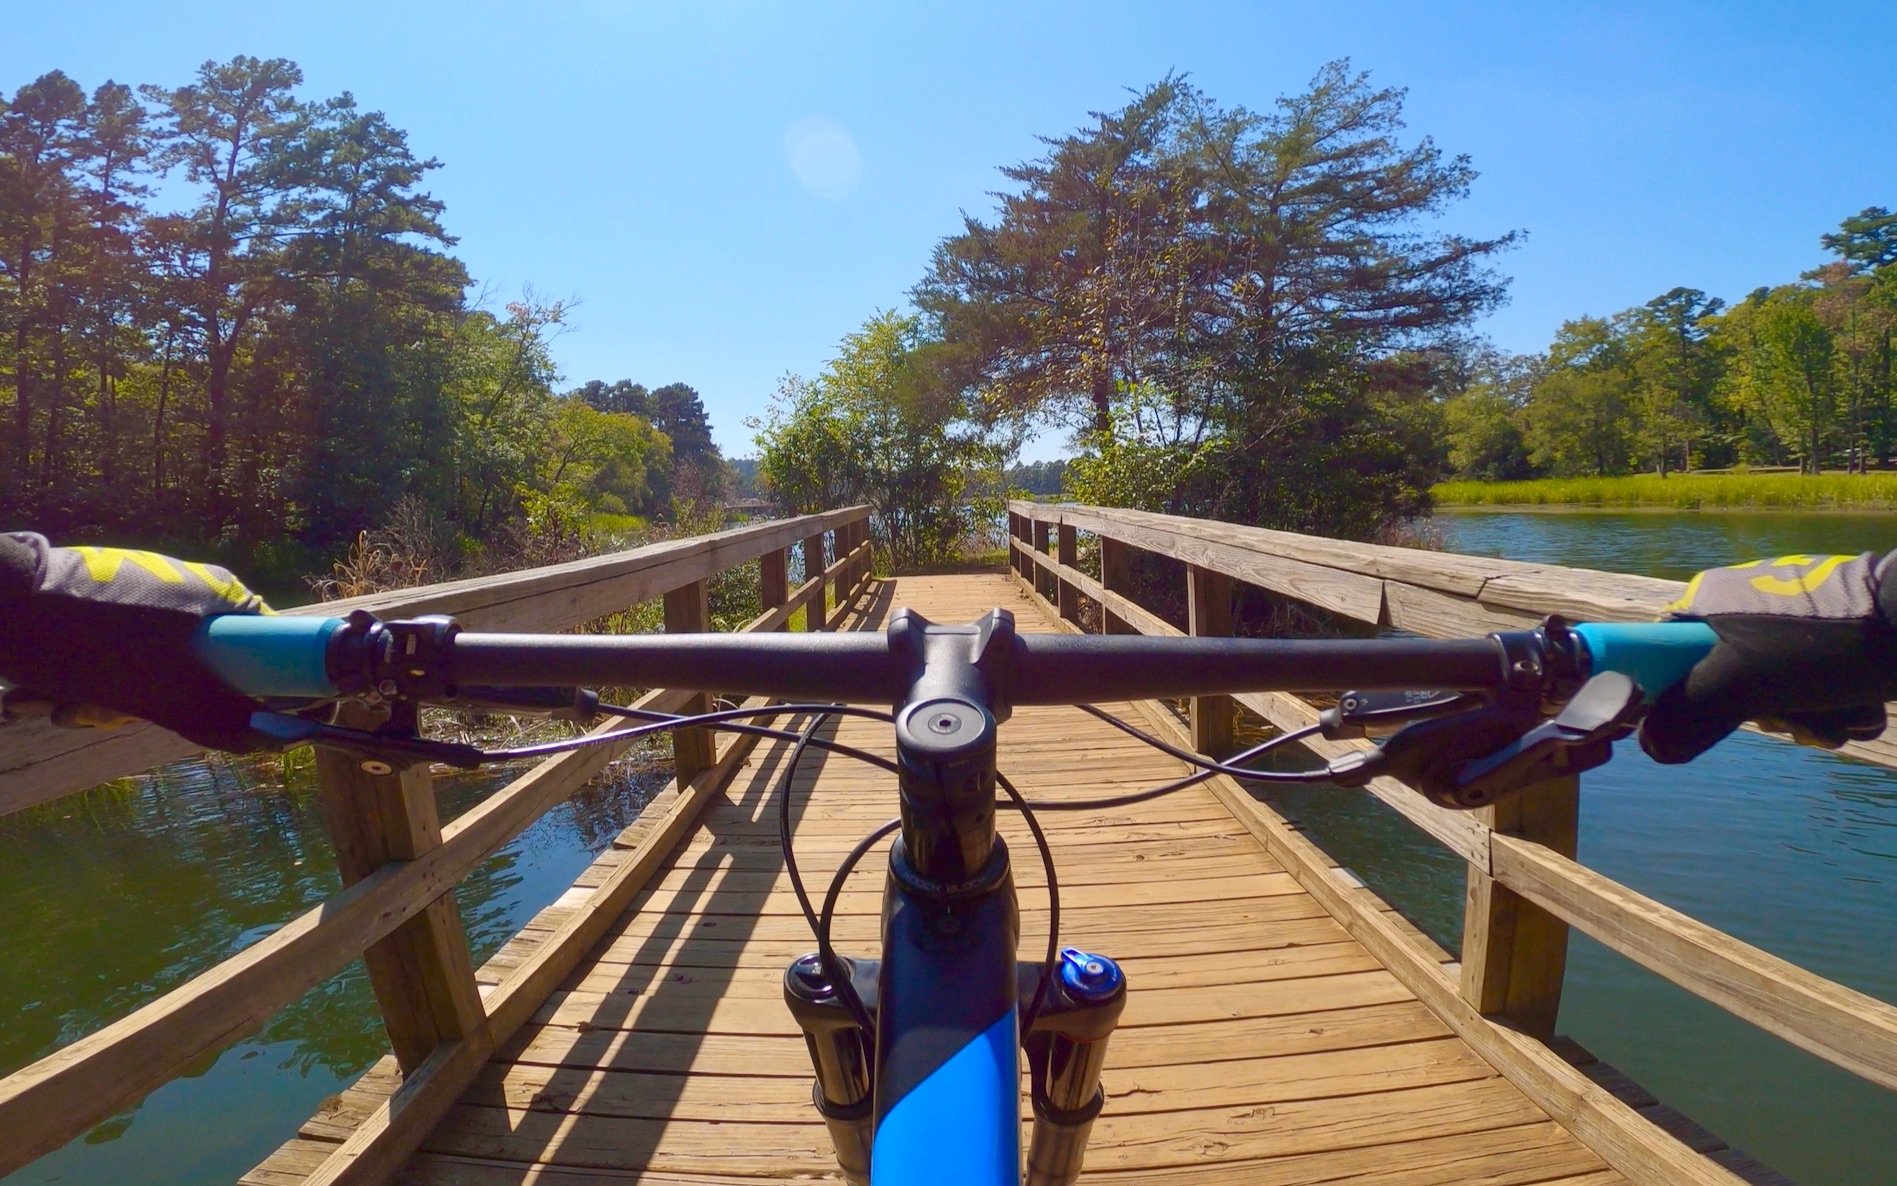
xmin=1432 ymin=472 xmax=1897 ymax=510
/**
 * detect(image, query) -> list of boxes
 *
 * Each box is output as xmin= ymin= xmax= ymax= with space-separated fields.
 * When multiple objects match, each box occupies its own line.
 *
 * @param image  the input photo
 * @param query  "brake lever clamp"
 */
xmin=326 ymin=611 xmax=462 ymax=703
xmin=1320 ymin=690 xmax=1476 ymax=740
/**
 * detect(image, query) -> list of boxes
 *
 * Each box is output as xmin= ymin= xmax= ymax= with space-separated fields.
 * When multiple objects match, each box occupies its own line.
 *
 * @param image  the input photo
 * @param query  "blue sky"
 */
xmin=6 ymin=2 xmax=1892 ymax=460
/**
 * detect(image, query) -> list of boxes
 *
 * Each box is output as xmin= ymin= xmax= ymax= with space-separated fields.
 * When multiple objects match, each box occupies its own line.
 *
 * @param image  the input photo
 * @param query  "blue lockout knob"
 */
xmin=1058 ymin=947 xmax=1124 ymax=1002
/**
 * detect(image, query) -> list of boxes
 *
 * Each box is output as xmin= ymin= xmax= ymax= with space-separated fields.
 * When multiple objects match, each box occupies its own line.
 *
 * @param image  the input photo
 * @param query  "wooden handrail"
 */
xmin=1008 ymin=501 xmax=1897 ymax=772
xmin=1004 ymin=544 xmax=1753 ymax=1186
xmin=0 ymin=507 xmax=871 ymax=817
xmin=1005 ymin=500 xmax=1897 ymax=1113
xmin=0 ymin=508 xmax=875 ymax=1179
xmin=1491 ymin=833 xmax=1897 ymax=1090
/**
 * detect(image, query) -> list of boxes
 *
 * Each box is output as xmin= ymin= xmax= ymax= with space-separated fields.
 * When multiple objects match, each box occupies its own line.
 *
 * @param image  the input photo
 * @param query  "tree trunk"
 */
xmin=12 ymin=236 xmax=32 ymax=481
xmin=152 ymin=328 xmax=173 ymax=503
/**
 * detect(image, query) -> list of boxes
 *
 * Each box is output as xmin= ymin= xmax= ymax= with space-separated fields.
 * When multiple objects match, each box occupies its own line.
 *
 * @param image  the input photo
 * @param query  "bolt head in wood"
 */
xmin=360 ymin=759 xmax=394 ymax=776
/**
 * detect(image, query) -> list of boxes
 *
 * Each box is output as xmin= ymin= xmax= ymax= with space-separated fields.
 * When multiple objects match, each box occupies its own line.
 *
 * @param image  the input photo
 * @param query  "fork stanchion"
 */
xmin=784 ymin=954 xmax=878 ymax=1186
xmin=1024 ymin=948 xmax=1127 ymax=1186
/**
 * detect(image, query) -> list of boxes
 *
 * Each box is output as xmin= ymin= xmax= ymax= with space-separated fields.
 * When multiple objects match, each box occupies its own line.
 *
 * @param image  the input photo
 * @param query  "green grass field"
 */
xmin=1432 ymin=472 xmax=1897 ymax=510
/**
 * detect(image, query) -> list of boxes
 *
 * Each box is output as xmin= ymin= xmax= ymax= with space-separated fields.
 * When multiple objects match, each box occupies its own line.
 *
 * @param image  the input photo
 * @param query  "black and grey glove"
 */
xmin=1639 ymin=552 xmax=1897 ymax=764
xmin=0 ymin=533 xmax=274 ymax=752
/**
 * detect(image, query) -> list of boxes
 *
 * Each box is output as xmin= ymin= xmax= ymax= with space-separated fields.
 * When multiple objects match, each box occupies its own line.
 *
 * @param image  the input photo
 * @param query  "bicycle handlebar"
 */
xmin=193 ymin=611 xmax=1718 ymax=707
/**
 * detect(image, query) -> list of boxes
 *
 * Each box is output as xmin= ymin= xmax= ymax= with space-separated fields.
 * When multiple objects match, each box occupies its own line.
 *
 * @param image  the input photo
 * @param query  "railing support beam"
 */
xmin=1187 ymin=563 xmax=1234 ymax=758
xmin=761 ymin=545 xmax=789 ymax=620
xmin=1032 ymin=520 xmax=1053 ymax=602
xmin=1056 ymin=524 xmax=1081 ymax=624
xmin=802 ymin=532 xmax=827 ymax=631
xmin=1100 ymin=536 xmax=1133 ymax=634
xmin=315 ymin=702 xmax=484 ymax=1074
xmin=665 ymin=578 xmax=716 ymax=783
xmin=1461 ymin=776 xmax=1579 ymax=1040
xmin=831 ymin=520 xmax=860 ymax=629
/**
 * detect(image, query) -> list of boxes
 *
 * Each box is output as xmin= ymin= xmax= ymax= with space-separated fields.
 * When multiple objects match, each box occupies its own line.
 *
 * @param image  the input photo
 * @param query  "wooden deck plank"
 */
xmin=395 ymin=1121 xmax=1622 ymax=1184
xmin=317 ymin=570 xmax=1656 ymax=1186
xmin=416 ymin=1077 xmax=1552 ymax=1174
xmin=496 ymin=1000 xmax=1455 ymax=1077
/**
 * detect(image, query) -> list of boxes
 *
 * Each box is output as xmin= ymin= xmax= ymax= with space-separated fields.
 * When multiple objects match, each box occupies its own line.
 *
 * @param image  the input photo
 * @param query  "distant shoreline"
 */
xmin=1432 ymin=473 xmax=1897 ymax=513
xmin=1435 ymin=503 xmax=1897 ymax=517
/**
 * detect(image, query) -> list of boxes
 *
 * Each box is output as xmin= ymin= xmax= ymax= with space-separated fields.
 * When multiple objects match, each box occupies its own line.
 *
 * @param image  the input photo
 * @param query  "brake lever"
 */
xmin=1324 ymin=672 xmax=1646 ymax=810
xmin=247 ymin=711 xmax=487 ymax=769
xmin=445 ymin=685 xmax=600 ymax=722
xmin=1445 ymin=672 xmax=1645 ymax=806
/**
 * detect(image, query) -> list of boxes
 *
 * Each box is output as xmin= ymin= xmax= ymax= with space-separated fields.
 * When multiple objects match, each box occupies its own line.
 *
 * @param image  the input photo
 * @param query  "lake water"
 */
xmin=0 ymin=749 xmax=667 ymax=1186
xmin=1265 ymin=509 xmax=1897 ymax=1186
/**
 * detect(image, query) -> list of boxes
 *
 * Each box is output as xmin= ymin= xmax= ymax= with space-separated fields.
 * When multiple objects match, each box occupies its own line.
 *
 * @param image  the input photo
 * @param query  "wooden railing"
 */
xmin=0 ymin=506 xmax=875 ymax=1184
xmin=1009 ymin=499 xmax=1897 ymax=1186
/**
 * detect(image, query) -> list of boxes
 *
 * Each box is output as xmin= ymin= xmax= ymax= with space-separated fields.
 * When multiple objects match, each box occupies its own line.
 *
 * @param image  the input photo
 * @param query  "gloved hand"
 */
xmin=1639 ymin=552 xmax=1897 ymax=764
xmin=0 ymin=533 xmax=274 ymax=752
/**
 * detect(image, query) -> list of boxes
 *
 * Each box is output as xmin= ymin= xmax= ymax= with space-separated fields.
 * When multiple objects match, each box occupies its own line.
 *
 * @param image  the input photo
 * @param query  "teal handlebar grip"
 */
xmin=1572 ymin=621 xmax=1717 ymax=702
xmin=193 ymin=615 xmax=343 ymax=699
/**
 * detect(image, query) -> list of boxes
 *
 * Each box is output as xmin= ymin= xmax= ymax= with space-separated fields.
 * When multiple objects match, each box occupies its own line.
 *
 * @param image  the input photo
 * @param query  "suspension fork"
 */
xmin=782 ymin=607 xmax=1124 ymax=1183
xmin=784 ymin=939 xmax=1128 ymax=1186
xmin=782 ymin=832 xmax=1020 ymax=1186
xmin=1022 ymin=948 xmax=1127 ymax=1185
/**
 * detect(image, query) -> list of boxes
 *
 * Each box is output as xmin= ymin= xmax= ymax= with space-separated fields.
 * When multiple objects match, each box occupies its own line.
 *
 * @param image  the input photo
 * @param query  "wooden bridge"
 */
xmin=3 ymin=501 xmax=1894 ymax=1185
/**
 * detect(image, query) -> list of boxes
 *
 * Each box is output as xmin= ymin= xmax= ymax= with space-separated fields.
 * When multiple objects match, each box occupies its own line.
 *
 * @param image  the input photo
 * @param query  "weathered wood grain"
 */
xmin=0 ymin=517 xmax=880 ymax=1175
xmin=1200 ymin=771 xmax=1757 ymax=1186
xmin=1460 ymin=777 xmax=1578 ymax=1041
xmin=1492 ymin=832 xmax=1897 ymax=1091
xmin=316 ymin=703 xmax=484 ymax=1074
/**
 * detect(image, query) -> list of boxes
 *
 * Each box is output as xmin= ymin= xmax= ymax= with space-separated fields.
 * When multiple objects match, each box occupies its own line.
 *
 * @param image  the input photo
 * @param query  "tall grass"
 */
xmin=1433 ymin=473 xmax=1897 ymax=510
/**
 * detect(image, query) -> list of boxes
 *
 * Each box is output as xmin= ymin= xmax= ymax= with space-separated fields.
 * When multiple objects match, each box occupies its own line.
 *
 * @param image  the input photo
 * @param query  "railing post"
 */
xmin=1009 ymin=511 xmax=1027 ymax=580
xmin=1056 ymin=523 xmax=1080 ymax=624
xmin=1100 ymin=535 xmax=1133 ymax=634
xmin=850 ymin=516 xmax=869 ymax=598
xmin=665 ymin=578 xmax=716 ymax=782
xmin=761 ymin=545 xmax=790 ymax=626
xmin=802 ymin=529 xmax=828 ymax=632
xmin=1460 ymin=777 xmax=1579 ymax=1040
xmin=1187 ymin=563 xmax=1234 ymax=757
xmin=831 ymin=521 xmax=857 ymax=629
xmin=314 ymin=703 xmax=485 ymax=1074
xmin=1032 ymin=520 xmax=1053 ymax=601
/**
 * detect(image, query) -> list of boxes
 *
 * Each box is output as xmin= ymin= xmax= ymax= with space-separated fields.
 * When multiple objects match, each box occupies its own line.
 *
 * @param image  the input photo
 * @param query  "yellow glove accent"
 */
xmin=76 ymin=546 xmax=186 ymax=585
xmin=1748 ymin=554 xmax=1852 ymax=598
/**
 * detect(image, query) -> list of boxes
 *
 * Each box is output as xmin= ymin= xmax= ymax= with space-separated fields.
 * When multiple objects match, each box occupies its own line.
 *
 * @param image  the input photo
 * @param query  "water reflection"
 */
xmin=1 ymin=746 xmax=667 ymax=1186
xmin=1442 ymin=507 xmax=1897 ymax=582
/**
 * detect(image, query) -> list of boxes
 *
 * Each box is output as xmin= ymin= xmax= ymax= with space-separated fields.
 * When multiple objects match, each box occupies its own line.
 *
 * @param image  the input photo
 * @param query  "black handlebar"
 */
xmin=447 ymin=622 xmax=1515 ymax=708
